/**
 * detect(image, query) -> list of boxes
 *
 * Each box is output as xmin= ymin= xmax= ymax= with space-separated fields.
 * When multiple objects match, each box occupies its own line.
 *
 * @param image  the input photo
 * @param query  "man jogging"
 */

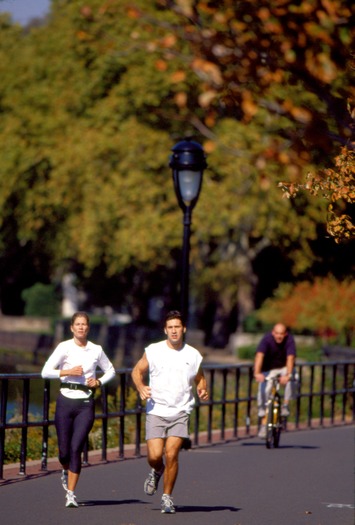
xmin=132 ymin=310 xmax=208 ymax=514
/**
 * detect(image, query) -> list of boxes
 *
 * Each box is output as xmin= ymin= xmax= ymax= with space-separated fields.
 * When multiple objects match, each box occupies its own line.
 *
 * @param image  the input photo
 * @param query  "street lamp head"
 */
xmin=170 ymin=139 xmax=207 ymax=210
xmin=169 ymin=139 xmax=207 ymax=322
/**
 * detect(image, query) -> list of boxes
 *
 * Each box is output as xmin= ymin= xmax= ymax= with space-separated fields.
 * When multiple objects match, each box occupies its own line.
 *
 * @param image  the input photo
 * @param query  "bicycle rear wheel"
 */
xmin=266 ymin=398 xmax=282 ymax=448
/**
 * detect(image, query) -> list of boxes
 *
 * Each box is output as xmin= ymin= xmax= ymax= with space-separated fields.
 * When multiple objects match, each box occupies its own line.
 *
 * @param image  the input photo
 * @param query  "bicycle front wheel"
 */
xmin=273 ymin=424 xmax=281 ymax=448
xmin=266 ymin=403 xmax=274 ymax=449
xmin=272 ymin=397 xmax=281 ymax=448
xmin=266 ymin=399 xmax=281 ymax=449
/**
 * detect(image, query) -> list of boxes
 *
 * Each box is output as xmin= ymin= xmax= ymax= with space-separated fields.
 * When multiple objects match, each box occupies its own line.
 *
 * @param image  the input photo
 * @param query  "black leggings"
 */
xmin=55 ymin=393 xmax=95 ymax=474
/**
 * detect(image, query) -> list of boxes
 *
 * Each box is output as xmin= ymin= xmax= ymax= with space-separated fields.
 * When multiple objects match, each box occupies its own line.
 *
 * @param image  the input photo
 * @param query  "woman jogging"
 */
xmin=41 ymin=312 xmax=115 ymax=507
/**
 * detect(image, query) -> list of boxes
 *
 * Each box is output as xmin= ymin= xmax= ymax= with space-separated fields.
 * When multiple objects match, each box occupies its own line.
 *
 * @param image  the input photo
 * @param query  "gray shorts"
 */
xmin=146 ymin=412 xmax=190 ymax=440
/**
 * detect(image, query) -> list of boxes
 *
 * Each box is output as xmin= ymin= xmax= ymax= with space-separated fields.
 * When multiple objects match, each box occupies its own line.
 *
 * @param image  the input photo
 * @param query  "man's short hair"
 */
xmin=164 ymin=310 xmax=185 ymax=326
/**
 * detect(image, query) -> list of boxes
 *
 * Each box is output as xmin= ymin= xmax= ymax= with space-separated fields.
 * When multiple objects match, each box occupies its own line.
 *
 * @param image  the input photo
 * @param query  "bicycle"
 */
xmin=264 ymin=375 xmax=286 ymax=449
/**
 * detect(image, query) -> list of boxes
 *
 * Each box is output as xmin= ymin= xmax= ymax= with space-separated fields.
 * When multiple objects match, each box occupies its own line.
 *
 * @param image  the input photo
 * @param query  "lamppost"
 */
xmin=169 ymin=139 xmax=207 ymax=324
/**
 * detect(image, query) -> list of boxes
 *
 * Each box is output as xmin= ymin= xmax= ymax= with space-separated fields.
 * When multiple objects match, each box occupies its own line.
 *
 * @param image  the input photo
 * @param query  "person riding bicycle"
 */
xmin=254 ymin=323 xmax=296 ymax=438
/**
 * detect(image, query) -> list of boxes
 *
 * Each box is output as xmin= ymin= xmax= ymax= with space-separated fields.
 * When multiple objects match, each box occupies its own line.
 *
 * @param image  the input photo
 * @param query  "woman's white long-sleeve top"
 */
xmin=41 ymin=339 xmax=116 ymax=389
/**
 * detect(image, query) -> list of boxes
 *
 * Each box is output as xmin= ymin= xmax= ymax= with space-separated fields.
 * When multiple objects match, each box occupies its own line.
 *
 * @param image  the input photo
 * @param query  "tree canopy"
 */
xmin=0 ymin=1 xmax=353 ymax=336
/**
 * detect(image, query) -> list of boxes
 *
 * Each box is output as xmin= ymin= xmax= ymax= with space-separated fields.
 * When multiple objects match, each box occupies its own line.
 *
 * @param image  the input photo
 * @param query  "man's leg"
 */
xmin=257 ymin=380 xmax=267 ymax=418
xmin=146 ymin=437 xmax=165 ymax=472
xmin=163 ymin=436 xmax=184 ymax=495
xmin=257 ymin=375 xmax=267 ymax=437
xmin=281 ymin=367 xmax=294 ymax=416
xmin=144 ymin=438 xmax=166 ymax=496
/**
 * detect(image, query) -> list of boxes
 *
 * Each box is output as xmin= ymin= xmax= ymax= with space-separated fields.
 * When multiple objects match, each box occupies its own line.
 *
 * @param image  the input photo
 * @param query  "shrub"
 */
xmin=22 ymin=283 xmax=60 ymax=317
xmin=256 ymin=277 xmax=355 ymax=346
xmin=237 ymin=345 xmax=256 ymax=361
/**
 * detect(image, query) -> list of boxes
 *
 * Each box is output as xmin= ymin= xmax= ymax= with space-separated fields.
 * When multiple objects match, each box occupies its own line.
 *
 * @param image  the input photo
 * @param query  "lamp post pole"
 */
xmin=169 ymin=139 xmax=207 ymax=324
xmin=181 ymin=204 xmax=192 ymax=323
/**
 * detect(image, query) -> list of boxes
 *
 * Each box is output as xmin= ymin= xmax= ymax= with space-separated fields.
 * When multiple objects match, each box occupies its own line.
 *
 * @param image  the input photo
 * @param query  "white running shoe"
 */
xmin=281 ymin=404 xmax=290 ymax=417
xmin=144 ymin=465 xmax=165 ymax=496
xmin=65 ymin=490 xmax=78 ymax=508
xmin=258 ymin=425 xmax=266 ymax=438
xmin=161 ymin=494 xmax=175 ymax=514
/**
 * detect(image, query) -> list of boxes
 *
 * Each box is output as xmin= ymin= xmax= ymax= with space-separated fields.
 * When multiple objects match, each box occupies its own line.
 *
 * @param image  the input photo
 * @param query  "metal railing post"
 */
xmin=207 ymin=369 xmax=215 ymax=444
xmin=118 ymin=373 xmax=126 ymax=459
xmin=19 ymin=378 xmax=30 ymax=476
xmin=220 ymin=369 xmax=227 ymax=440
xmin=41 ymin=379 xmax=50 ymax=471
xmin=233 ymin=367 xmax=240 ymax=438
xmin=0 ymin=379 xmax=8 ymax=480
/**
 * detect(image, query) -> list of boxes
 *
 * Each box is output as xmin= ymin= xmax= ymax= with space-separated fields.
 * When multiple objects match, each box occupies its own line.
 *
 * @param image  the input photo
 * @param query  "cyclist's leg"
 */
xmin=257 ymin=374 xmax=268 ymax=437
xmin=278 ymin=366 xmax=292 ymax=416
xmin=267 ymin=368 xmax=281 ymax=386
xmin=257 ymin=379 xmax=267 ymax=418
xmin=258 ymin=371 xmax=274 ymax=438
xmin=284 ymin=381 xmax=292 ymax=402
xmin=259 ymin=370 xmax=277 ymax=414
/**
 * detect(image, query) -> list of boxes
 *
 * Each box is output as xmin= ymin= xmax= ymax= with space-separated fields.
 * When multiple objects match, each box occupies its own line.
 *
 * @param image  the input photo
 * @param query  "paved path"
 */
xmin=0 ymin=426 xmax=354 ymax=525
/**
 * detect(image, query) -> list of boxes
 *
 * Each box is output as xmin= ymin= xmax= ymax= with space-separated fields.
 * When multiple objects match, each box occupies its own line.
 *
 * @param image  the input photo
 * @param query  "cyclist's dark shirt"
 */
xmin=256 ymin=332 xmax=296 ymax=372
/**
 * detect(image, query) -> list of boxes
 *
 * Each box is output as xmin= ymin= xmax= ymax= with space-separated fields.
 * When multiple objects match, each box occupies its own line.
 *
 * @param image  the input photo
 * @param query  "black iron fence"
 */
xmin=1 ymin=361 xmax=354 ymax=479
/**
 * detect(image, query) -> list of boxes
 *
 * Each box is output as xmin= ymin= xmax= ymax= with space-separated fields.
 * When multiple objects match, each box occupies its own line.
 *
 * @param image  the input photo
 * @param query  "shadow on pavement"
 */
xmin=241 ymin=443 xmax=319 ymax=449
xmin=176 ymin=505 xmax=241 ymax=513
xmin=79 ymin=498 xmax=146 ymax=507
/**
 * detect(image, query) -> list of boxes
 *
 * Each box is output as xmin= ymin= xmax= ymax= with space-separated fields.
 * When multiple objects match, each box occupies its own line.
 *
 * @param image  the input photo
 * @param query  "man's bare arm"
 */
xmin=131 ymin=353 xmax=151 ymax=400
xmin=195 ymin=367 xmax=208 ymax=400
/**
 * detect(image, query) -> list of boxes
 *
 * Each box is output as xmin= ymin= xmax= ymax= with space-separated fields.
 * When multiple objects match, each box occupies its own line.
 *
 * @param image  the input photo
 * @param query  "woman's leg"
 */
xmin=67 ymin=399 xmax=95 ymax=492
xmin=55 ymin=394 xmax=73 ymax=469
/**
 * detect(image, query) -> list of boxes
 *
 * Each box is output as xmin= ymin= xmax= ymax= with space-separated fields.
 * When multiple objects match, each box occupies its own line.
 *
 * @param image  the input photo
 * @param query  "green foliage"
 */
xmin=0 ymin=0 xmax=353 ymax=328
xmin=243 ymin=313 xmax=272 ymax=334
xmin=5 ymin=413 xmax=57 ymax=463
xmin=296 ymin=345 xmax=323 ymax=363
xmin=3 ymin=386 xmax=144 ymax=464
xmin=22 ymin=283 xmax=60 ymax=317
xmin=236 ymin=342 xmax=322 ymax=362
xmin=237 ymin=345 xmax=256 ymax=361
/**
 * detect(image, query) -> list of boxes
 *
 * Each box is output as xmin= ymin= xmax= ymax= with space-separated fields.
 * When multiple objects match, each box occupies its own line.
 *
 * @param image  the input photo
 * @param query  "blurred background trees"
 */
xmin=256 ymin=276 xmax=355 ymax=346
xmin=0 ymin=0 xmax=353 ymax=346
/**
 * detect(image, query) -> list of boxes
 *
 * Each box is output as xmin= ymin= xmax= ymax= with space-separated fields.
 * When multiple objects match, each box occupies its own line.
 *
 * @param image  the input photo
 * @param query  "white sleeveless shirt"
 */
xmin=145 ymin=340 xmax=203 ymax=417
